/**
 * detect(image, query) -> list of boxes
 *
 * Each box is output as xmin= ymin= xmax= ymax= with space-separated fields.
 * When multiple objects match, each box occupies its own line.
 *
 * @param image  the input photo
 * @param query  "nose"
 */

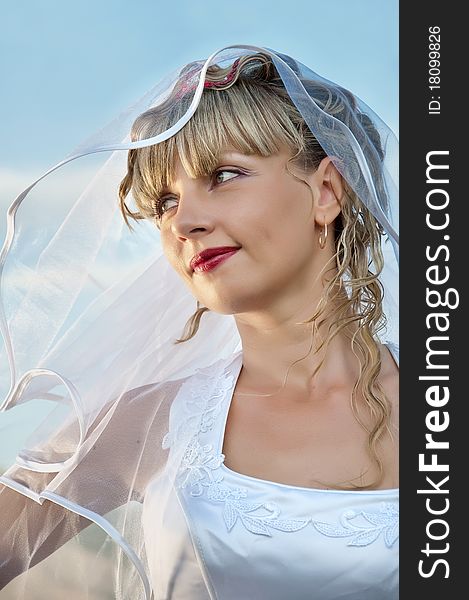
xmin=169 ymin=190 xmax=215 ymax=241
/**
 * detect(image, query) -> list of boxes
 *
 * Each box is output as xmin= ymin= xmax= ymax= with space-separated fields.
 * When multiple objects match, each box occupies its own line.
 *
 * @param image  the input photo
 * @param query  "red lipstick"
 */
xmin=190 ymin=246 xmax=240 ymax=273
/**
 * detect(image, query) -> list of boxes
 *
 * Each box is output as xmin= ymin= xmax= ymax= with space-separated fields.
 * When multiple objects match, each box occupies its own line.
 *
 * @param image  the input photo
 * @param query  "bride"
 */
xmin=0 ymin=46 xmax=399 ymax=599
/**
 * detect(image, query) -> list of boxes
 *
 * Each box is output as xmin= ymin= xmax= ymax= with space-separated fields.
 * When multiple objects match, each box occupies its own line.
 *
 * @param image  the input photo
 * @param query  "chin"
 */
xmin=197 ymin=288 xmax=271 ymax=316
xmin=196 ymin=296 xmax=241 ymax=316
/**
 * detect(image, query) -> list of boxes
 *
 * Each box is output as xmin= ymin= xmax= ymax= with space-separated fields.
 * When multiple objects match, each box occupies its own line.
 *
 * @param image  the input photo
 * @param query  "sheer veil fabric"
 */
xmin=0 ymin=45 xmax=398 ymax=598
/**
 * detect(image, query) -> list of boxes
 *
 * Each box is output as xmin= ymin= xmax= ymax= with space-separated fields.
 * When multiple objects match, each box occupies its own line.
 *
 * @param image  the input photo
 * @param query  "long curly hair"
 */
xmin=118 ymin=53 xmax=395 ymax=490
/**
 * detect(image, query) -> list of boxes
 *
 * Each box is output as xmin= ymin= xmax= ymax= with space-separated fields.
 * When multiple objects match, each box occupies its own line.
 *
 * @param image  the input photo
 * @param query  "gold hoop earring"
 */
xmin=318 ymin=220 xmax=328 ymax=249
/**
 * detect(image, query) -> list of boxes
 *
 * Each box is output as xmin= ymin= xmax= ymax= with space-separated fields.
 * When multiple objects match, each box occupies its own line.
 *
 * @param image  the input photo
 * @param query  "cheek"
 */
xmin=245 ymin=180 xmax=312 ymax=247
xmin=160 ymin=235 xmax=186 ymax=277
xmin=160 ymin=235 xmax=174 ymax=264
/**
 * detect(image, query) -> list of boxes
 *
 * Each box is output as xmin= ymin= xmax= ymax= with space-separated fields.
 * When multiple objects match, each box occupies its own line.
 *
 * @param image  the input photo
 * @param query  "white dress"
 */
xmin=143 ymin=347 xmax=399 ymax=600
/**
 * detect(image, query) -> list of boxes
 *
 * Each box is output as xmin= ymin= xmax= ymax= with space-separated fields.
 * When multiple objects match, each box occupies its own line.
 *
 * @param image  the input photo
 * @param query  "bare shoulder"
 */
xmin=380 ymin=343 xmax=399 ymax=390
xmin=379 ymin=343 xmax=399 ymax=429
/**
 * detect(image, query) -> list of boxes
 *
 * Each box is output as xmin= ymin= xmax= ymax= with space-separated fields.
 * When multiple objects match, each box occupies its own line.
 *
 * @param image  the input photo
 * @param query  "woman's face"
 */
xmin=158 ymin=146 xmax=337 ymax=315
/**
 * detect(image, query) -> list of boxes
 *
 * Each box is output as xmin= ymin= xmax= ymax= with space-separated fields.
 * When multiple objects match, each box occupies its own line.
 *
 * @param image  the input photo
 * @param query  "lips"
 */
xmin=190 ymin=246 xmax=240 ymax=272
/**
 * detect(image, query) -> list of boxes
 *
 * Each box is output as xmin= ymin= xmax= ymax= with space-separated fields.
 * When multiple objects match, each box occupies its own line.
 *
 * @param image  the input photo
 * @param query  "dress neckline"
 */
xmin=216 ymin=344 xmax=399 ymax=496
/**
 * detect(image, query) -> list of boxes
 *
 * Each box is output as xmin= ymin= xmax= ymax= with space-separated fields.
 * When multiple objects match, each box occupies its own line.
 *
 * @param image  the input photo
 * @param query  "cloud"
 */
xmin=0 ymin=162 xmax=124 ymax=244
xmin=0 ymin=165 xmax=102 ymax=211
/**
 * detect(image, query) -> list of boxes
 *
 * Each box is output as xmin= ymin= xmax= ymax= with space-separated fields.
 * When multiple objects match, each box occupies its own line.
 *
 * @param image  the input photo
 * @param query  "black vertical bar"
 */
xmin=400 ymin=2 xmax=463 ymax=597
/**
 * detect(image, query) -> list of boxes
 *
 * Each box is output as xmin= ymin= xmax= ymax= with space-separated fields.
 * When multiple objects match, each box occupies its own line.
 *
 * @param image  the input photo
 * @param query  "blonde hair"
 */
xmin=119 ymin=54 xmax=394 ymax=490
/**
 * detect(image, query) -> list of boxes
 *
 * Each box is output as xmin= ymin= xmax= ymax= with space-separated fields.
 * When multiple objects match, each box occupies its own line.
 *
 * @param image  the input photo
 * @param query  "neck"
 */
xmin=233 ymin=285 xmax=361 ymax=397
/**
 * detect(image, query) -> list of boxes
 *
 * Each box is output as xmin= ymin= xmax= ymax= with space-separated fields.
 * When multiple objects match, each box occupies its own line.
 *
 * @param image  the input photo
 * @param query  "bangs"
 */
xmin=130 ymin=80 xmax=304 ymax=219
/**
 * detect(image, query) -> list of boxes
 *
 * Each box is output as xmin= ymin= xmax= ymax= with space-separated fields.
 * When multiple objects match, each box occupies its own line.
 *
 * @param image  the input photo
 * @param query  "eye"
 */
xmin=153 ymin=169 xmax=242 ymax=225
xmin=153 ymin=195 xmax=178 ymax=220
xmin=213 ymin=169 xmax=242 ymax=185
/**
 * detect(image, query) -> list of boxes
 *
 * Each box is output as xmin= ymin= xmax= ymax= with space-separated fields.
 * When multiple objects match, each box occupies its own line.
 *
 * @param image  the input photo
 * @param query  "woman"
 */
xmin=0 ymin=46 xmax=399 ymax=599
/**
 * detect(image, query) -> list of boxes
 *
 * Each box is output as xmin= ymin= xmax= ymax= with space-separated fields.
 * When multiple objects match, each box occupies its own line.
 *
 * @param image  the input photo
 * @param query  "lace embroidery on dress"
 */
xmin=163 ymin=360 xmax=399 ymax=546
xmin=312 ymin=503 xmax=399 ymax=547
xmin=161 ymin=362 xmax=230 ymax=451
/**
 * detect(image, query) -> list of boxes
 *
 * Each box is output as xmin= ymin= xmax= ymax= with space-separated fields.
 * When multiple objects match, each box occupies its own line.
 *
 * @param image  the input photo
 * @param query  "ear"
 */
xmin=308 ymin=156 xmax=344 ymax=227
